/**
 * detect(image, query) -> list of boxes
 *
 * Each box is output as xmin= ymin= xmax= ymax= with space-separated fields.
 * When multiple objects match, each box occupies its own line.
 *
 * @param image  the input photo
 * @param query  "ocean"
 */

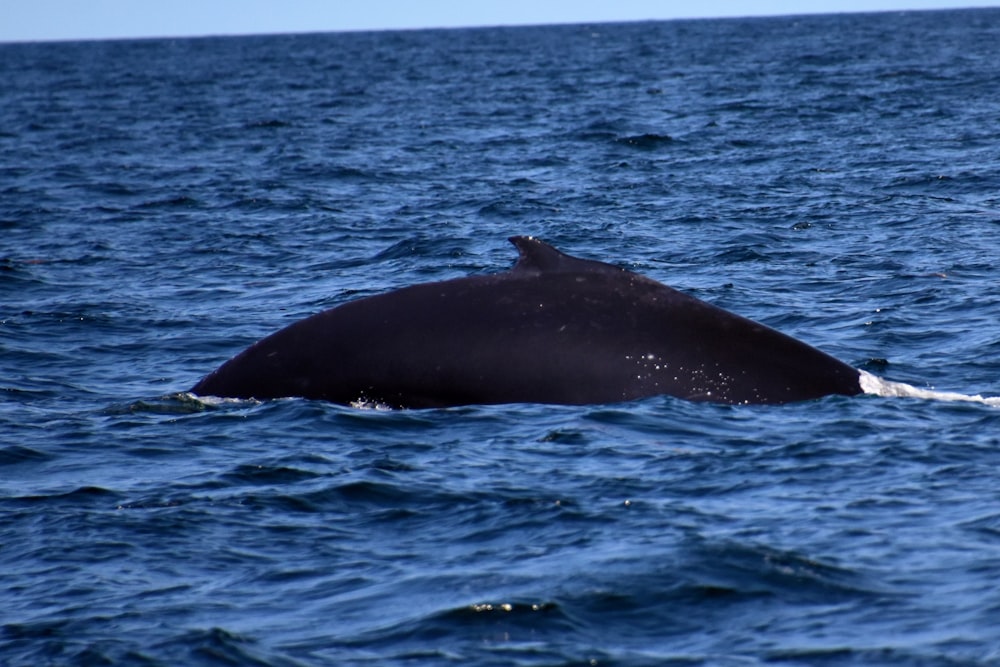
xmin=3 ymin=8 xmax=1000 ymax=665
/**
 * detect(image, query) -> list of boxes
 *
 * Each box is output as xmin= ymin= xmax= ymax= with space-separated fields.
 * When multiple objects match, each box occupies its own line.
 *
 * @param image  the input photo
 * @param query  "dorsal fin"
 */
xmin=509 ymin=236 xmax=624 ymax=276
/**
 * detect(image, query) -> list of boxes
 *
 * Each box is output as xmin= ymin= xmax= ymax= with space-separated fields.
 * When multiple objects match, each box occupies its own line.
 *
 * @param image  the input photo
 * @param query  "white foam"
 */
xmin=183 ymin=392 xmax=260 ymax=407
xmin=858 ymin=370 xmax=1000 ymax=407
xmin=349 ymin=398 xmax=395 ymax=411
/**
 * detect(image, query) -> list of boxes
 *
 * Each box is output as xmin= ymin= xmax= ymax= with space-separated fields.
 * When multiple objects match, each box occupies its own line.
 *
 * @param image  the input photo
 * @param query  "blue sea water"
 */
xmin=3 ymin=8 xmax=1000 ymax=665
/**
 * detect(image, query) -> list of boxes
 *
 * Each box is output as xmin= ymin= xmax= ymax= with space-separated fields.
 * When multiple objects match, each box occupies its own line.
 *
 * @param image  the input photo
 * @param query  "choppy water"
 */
xmin=3 ymin=8 xmax=1000 ymax=666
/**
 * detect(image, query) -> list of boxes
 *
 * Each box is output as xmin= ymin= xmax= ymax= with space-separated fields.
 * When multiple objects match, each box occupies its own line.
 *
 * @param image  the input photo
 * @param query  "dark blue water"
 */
xmin=3 ymin=9 xmax=1000 ymax=665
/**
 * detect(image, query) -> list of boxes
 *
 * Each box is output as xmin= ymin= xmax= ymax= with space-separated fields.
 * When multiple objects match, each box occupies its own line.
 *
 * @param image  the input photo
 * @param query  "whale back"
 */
xmin=191 ymin=237 xmax=862 ymax=407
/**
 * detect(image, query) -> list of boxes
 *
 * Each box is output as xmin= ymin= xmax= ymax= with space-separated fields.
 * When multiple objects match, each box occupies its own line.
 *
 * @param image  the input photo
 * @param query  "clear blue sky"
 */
xmin=1 ymin=0 xmax=996 ymax=42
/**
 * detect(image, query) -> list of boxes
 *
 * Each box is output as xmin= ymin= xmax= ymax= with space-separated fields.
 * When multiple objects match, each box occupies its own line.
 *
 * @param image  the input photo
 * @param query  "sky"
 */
xmin=1 ymin=0 xmax=996 ymax=43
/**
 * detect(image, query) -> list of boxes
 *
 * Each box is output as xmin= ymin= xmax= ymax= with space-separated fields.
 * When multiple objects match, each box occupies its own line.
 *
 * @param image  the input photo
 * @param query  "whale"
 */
xmin=191 ymin=236 xmax=863 ymax=407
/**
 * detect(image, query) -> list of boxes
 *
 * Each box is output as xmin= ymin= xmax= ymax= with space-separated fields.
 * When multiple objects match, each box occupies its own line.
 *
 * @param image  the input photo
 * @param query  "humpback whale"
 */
xmin=191 ymin=236 xmax=862 ymax=407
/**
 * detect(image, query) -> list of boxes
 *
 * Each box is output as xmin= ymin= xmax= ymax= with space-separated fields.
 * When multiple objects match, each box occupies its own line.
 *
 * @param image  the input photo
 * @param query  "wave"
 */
xmin=859 ymin=370 xmax=1000 ymax=407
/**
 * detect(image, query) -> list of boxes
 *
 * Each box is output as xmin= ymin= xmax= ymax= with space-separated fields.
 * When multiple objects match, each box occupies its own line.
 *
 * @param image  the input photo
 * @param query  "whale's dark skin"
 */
xmin=191 ymin=236 xmax=862 ymax=407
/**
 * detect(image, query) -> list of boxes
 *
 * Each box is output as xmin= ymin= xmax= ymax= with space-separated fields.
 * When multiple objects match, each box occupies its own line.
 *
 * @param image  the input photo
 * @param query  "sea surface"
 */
xmin=3 ymin=8 xmax=1000 ymax=666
